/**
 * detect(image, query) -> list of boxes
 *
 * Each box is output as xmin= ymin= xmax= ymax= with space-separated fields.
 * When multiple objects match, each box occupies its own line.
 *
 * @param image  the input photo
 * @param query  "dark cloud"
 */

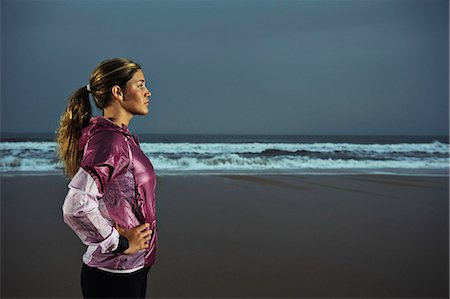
xmin=1 ymin=0 xmax=448 ymax=135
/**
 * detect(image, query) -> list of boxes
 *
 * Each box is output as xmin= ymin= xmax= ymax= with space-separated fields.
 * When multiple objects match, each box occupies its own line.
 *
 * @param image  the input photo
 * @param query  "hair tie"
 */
xmin=86 ymin=84 xmax=91 ymax=92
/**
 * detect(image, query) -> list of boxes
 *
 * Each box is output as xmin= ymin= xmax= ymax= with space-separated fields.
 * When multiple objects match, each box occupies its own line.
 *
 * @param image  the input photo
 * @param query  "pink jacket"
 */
xmin=62 ymin=116 xmax=157 ymax=273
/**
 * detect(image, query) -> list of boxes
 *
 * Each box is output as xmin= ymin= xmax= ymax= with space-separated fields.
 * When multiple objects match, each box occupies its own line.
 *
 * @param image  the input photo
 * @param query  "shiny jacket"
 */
xmin=62 ymin=116 xmax=157 ymax=273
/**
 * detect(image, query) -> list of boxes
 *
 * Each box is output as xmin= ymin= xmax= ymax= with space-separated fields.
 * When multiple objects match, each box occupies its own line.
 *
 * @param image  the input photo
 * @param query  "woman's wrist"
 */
xmin=112 ymin=235 xmax=129 ymax=254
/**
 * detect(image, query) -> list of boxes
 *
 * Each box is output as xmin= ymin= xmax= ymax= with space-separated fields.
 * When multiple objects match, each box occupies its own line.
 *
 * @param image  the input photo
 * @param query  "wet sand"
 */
xmin=1 ymin=174 xmax=448 ymax=298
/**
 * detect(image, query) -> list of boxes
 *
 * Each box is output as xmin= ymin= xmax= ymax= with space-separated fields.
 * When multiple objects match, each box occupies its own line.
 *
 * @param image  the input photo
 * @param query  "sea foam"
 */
xmin=1 ymin=141 xmax=448 ymax=175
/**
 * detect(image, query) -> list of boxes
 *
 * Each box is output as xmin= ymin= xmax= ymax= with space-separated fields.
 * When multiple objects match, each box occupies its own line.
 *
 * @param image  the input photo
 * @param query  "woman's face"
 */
xmin=122 ymin=69 xmax=152 ymax=116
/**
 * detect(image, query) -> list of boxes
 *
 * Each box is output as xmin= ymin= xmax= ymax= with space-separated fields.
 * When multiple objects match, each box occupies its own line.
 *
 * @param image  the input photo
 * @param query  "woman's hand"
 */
xmin=115 ymin=223 xmax=152 ymax=255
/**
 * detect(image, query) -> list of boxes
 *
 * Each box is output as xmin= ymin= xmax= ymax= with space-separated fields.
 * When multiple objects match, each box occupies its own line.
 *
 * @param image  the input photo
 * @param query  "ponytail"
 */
xmin=56 ymin=86 xmax=92 ymax=178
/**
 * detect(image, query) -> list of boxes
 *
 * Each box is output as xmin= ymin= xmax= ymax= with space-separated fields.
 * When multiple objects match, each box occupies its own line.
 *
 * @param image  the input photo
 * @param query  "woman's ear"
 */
xmin=111 ymin=85 xmax=123 ymax=101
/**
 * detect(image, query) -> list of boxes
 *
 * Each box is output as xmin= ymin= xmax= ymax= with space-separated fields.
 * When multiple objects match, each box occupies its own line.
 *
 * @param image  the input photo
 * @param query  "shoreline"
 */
xmin=1 ymin=173 xmax=448 ymax=298
xmin=1 ymin=167 xmax=449 ymax=178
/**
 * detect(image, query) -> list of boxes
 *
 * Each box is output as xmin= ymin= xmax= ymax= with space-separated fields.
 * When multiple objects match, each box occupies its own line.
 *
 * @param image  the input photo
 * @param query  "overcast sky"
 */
xmin=1 ymin=0 xmax=449 ymax=135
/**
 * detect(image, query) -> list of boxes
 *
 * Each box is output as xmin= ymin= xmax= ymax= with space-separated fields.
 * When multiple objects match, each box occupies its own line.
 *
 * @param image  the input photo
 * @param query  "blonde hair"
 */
xmin=56 ymin=58 xmax=142 ymax=178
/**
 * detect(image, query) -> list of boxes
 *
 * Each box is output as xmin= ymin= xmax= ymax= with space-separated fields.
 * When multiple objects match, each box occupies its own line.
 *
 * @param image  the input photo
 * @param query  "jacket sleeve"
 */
xmin=62 ymin=167 xmax=120 ymax=253
xmin=79 ymin=131 xmax=131 ymax=195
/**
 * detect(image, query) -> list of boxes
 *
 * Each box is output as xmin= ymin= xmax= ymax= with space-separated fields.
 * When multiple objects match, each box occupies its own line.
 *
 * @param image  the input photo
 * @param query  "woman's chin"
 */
xmin=135 ymin=108 xmax=149 ymax=116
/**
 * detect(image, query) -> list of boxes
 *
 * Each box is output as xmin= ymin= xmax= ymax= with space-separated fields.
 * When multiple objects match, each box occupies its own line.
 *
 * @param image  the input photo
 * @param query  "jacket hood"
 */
xmin=78 ymin=116 xmax=132 ymax=152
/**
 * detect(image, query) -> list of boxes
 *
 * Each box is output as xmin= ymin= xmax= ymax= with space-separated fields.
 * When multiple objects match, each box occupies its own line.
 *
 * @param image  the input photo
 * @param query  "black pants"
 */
xmin=81 ymin=263 xmax=150 ymax=298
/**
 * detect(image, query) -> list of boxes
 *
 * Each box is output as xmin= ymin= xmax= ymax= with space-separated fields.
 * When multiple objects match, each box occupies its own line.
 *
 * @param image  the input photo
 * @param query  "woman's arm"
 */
xmin=62 ymin=167 xmax=152 ymax=254
xmin=62 ymin=167 xmax=120 ymax=253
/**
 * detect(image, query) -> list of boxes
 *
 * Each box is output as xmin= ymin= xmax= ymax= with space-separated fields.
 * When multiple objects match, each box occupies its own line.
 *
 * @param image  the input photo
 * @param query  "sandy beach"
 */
xmin=1 ymin=174 xmax=448 ymax=298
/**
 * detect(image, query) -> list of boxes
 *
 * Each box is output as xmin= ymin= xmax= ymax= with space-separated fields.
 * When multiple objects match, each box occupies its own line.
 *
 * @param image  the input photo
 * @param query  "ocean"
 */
xmin=0 ymin=133 xmax=449 ymax=176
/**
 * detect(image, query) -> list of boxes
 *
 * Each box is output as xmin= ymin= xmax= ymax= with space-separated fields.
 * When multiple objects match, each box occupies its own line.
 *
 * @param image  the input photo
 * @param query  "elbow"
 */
xmin=62 ymin=200 xmax=86 ymax=227
xmin=63 ymin=209 xmax=74 ymax=225
xmin=62 ymin=200 xmax=77 ymax=221
xmin=62 ymin=208 xmax=79 ymax=229
xmin=62 ymin=189 xmax=97 ymax=221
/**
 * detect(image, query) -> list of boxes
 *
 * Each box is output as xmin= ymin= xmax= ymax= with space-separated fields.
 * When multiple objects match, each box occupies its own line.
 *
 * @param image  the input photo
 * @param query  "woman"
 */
xmin=56 ymin=58 xmax=157 ymax=298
